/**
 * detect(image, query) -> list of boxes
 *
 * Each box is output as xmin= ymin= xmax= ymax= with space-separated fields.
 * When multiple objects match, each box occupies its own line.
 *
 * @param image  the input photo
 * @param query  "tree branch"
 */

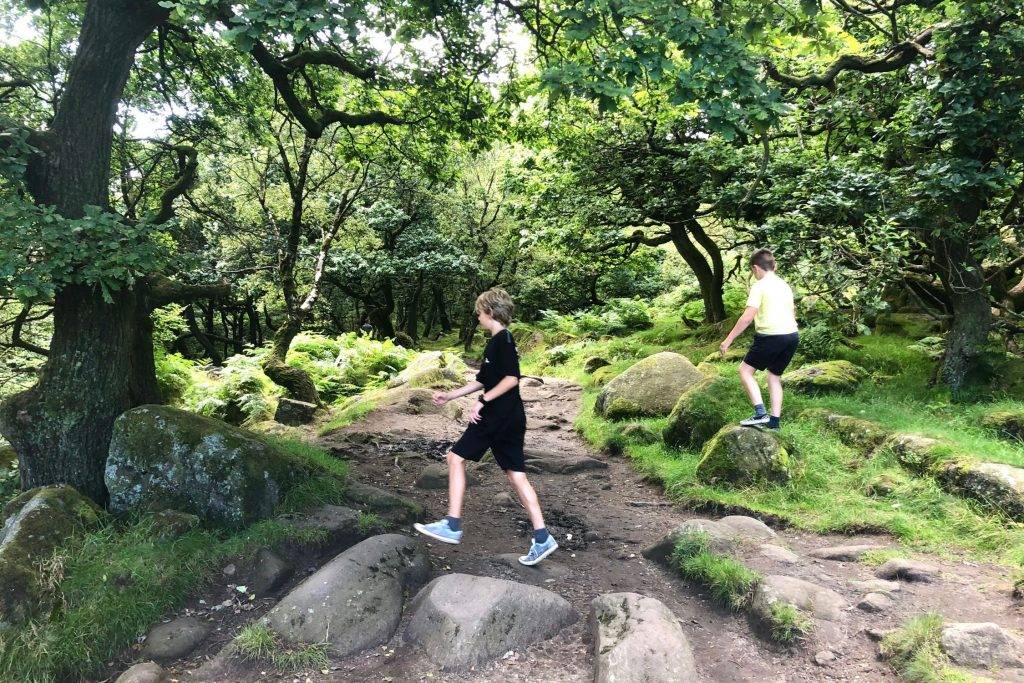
xmin=148 ymin=275 xmax=231 ymax=309
xmin=152 ymin=143 xmax=198 ymax=224
xmin=9 ymin=305 xmax=50 ymax=357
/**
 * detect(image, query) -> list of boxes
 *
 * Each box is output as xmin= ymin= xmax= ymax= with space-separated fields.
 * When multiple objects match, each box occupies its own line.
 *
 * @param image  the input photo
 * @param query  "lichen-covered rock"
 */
xmin=0 ymin=485 xmax=103 ymax=624
xmin=387 ymin=351 xmax=467 ymax=389
xmin=584 ymin=356 xmax=610 ymax=373
xmin=799 ymin=409 xmax=891 ymax=451
xmin=273 ymin=397 xmax=318 ymax=425
xmin=590 ymin=592 xmax=697 ymax=683
xmin=144 ymin=510 xmax=200 ymax=540
xmin=936 ymin=460 xmax=1024 ymax=521
xmin=591 ymin=366 xmax=619 ymax=387
xmin=696 ymin=425 xmax=792 ymax=485
xmin=702 ymin=348 xmax=747 ymax=363
xmin=105 ymin=405 xmax=302 ymax=528
xmin=595 ymin=352 xmax=705 ymax=420
xmin=663 ymin=373 xmax=741 ymax=451
xmin=782 ymin=361 xmax=867 ymax=395
xmin=981 ymin=410 xmax=1024 ymax=444
xmin=864 ymin=473 xmax=901 ymax=497
xmin=884 ymin=433 xmax=947 ymax=472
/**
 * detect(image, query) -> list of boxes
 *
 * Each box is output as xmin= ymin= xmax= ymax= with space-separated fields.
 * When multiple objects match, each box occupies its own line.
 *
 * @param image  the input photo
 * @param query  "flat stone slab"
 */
xmin=759 ymin=544 xmax=800 ymax=564
xmin=140 ymin=616 xmax=211 ymax=662
xmin=940 ymin=622 xmax=1024 ymax=669
xmin=849 ymin=579 xmax=901 ymax=595
xmin=643 ymin=515 xmax=776 ymax=565
xmin=524 ymin=454 xmax=608 ymax=474
xmin=492 ymin=554 xmax=570 ymax=582
xmin=751 ymin=575 xmax=847 ymax=623
xmin=263 ymin=534 xmax=430 ymax=657
xmin=874 ymin=558 xmax=938 ymax=582
xmin=404 ymin=573 xmax=577 ymax=670
xmin=590 ymin=592 xmax=698 ymax=683
xmin=856 ymin=592 xmax=894 ymax=613
xmin=808 ymin=544 xmax=885 ymax=562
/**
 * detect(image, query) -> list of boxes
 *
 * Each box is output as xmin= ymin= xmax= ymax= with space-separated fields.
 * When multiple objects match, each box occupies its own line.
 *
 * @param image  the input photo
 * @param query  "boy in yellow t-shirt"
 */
xmin=719 ymin=249 xmax=799 ymax=430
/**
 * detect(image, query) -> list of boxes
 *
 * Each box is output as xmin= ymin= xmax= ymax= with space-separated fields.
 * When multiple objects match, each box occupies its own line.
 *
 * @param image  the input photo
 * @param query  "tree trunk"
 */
xmin=931 ymin=233 xmax=991 ymax=395
xmin=668 ymin=222 xmax=726 ymax=323
xmin=262 ymin=316 xmax=321 ymax=405
xmin=185 ymin=304 xmax=223 ymax=365
xmin=0 ymin=0 xmax=167 ymax=505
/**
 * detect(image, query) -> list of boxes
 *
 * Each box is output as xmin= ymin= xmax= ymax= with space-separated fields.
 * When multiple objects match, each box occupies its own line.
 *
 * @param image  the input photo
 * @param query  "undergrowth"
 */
xmin=880 ymin=614 xmax=972 ymax=682
xmin=670 ymin=532 xmax=760 ymax=610
xmin=234 ymin=623 xmax=330 ymax=671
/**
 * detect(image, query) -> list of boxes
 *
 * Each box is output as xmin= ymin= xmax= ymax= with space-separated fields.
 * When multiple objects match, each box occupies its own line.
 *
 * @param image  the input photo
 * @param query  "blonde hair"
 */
xmin=475 ymin=288 xmax=515 ymax=326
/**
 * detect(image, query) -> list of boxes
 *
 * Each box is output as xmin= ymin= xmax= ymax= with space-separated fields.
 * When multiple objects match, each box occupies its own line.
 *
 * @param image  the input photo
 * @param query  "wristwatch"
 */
xmin=478 ymin=394 xmax=490 ymax=406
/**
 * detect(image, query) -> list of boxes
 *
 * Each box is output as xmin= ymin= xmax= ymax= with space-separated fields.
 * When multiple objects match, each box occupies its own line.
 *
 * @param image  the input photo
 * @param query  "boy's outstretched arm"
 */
xmin=720 ymin=306 xmax=758 ymax=355
xmin=433 ymin=381 xmax=484 ymax=406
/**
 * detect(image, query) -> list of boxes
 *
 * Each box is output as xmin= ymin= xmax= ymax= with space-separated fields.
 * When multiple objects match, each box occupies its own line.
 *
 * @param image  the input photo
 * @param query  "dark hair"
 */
xmin=749 ymin=249 xmax=776 ymax=271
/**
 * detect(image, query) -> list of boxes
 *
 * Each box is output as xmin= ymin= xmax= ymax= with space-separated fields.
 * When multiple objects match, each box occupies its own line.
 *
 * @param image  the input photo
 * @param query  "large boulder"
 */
xmin=404 ymin=573 xmax=577 ymax=670
xmin=595 ymin=352 xmax=705 ymax=420
xmin=663 ymin=373 xmax=739 ymax=451
xmin=799 ymin=409 xmax=891 ymax=452
xmin=940 ymin=622 xmax=1024 ymax=670
xmin=262 ymin=534 xmax=430 ymax=657
xmin=695 ymin=425 xmax=792 ymax=485
xmin=105 ymin=405 xmax=305 ymax=528
xmin=0 ymin=485 xmax=103 ymax=624
xmin=781 ymin=361 xmax=867 ymax=395
xmin=387 ymin=351 xmax=466 ymax=389
xmin=749 ymin=575 xmax=846 ymax=646
xmin=980 ymin=410 xmax=1024 ymax=443
xmin=643 ymin=515 xmax=776 ymax=565
xmin=590 ymin=592 xmax=698 ymax=683
xmin=936 ymin=460 xmax=1024 ymax=521
xmin=344 ymin=480 xmax=424 ymax=523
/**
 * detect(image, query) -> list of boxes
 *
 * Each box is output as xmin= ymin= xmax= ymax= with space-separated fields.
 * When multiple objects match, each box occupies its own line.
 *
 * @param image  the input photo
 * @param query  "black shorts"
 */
xmin=451 ymin=405 xmax=526 ymax=472
xmin=743 ymin=332 xmax=800 ymax=376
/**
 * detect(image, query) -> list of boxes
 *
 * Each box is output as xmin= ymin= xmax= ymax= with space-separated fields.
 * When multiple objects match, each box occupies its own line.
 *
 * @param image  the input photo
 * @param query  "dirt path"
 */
xmin=312 ymin=374 xmax=1024 ymax=682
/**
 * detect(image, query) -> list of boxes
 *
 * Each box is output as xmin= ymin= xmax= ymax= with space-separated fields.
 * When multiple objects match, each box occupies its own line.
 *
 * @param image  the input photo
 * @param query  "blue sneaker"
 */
xmin=518 ymin=535 xmax=559 ymax=566
xmin=413 ymin=519 xmax=462 ymax=545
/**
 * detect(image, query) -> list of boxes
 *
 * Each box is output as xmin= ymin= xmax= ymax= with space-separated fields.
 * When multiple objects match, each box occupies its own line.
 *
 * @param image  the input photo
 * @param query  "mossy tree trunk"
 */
xmin=0 ymin=0 xmax=169 ymax=504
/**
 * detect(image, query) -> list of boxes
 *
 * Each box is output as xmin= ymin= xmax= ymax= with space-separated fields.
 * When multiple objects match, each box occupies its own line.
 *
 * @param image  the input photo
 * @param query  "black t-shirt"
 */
xmin=475 ymin=329 xmax=522 ymax=412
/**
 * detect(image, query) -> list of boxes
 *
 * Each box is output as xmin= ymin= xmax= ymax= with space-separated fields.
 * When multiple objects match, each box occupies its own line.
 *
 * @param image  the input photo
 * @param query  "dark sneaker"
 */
xmin=740 ymin=413 xmax=770 ymax=427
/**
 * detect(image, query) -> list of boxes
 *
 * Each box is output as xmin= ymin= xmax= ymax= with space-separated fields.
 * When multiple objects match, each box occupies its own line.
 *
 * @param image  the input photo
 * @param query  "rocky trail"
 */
xmin=117 ymin=375 xmax=1024 ymax=683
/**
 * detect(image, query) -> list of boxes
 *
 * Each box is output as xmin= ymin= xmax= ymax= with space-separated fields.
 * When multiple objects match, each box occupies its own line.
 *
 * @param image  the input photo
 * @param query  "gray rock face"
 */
xmin=262 ymin=534 xmax=430 ymax=657
xmin=849 ymin=579 xmax=900 ymax=595
xmin=144 ymin=510 xmax=199 ymax=540
xmin=524 ymin=453 xmax=608 ymax=474
xmin=590 ymin=592 xmax=698 ymax=683
xmin=749 ymin=575 xmax=847 ymax=648
xmin=940 ymin=622 xmax=1024 ymax=669
xmin=115 ymin=662 xmax=167 ymax=683
xmin=344 ymin=481 xmax=424 ymax=524
xmin=874 ymin=558 xmax=938 ymax=582
xmin=0 ymin=485 xmax=103 ymax=624
xmin=808 ymin=544 xmax=885 ymax=562
xmin=140 ymin=616 xmax=212 ymax=662
xmin=250 ymin=548 xmax=292 ymax=596
xmin=415 ymin=462 xmax=481 ymax=489
xmin=595 ymin=352 xmax=705 ymax=419
xmin=760 ymin=544 xmax=800 ymax=564
xmin=937 ymin=461 xmax=1024 ymax=521
xmin=274 ymin=397 xmax=318 ymax=425
xmin=856 ymin=593 xmax=893 ymax=613
xmin=404 ymin=573 xmax=577 ymax=670
xmin=292 ymin=504 xmax=364 ymax=556
xmin=643 ymin=516 xmax=776 ymax=566
xmin=105 ymin=405 xmax=301 ymax=528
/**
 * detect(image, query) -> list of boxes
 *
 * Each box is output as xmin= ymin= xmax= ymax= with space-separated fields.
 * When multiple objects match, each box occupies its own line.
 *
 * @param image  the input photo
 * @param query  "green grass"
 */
xmin=319 ymin=389 xmax=384 ymax=434
xmin=669 ymin=532 xmax=761 ymax=610
xmin=234 ymin=623 xmax=330 ymax=671
xmin=880 ymin=614 xmax=973 ymax=682
xmin=356 ymin=511 xmax=389 ymax=534
xmin=766 ymin=602 xmax=813 ymax=645
xmin=0 ymin=436 xmax=348 ymax=683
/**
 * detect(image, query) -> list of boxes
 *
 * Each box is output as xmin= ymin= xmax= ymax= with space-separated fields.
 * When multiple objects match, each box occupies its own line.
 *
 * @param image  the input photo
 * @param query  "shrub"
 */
xmin=799 ymin=323 xmax=843 ymax=361
xmin=286 ymin=333 xmax=415 ymax=402
xmin=155 ymin=351 xmax=195 ymax=404
xmin=185 ymin=352 xmax=280 ymax=425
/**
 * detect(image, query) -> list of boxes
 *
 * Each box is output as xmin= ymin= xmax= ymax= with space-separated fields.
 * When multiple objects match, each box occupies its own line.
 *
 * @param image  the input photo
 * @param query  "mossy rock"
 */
xmin=883 ymin=433 xmax=949 ymax=472
xmin=0 ymin=485 xmax=104 ymax=624
xmin=663 ymin=373 xmax=741 ymax=451
xmin=701 ymin=348 xmax=747 ymax=364
xmin=620 ymin=423 xmax=660 ymax=445
xmin=591 ymin=366 xmax=619 ymax=387
xmin=144 ymin=509 xmax=201 ymax=540
xmin=105 ymin=405 xmax=315 ymax=529
xmin=864 ymin=473 xmax=901 ymax=497
xmin=781 ymin=361 xmax=867 ymax=395
xmin=798 ymin=408 xmax=891 ymax=452
xmin=584 ymin=356 xmax=611 ymax=374
xmin=595 ymin=352 xmax=706 ymax=420
xmin=696 ymin=425 xmax=792 ymax=485
xmin=981 ymin=410 xmax=1024 ymax=444
xmin=875 ymin=312 xmax=945 ymax=338
xmin=387 ymin=351 xmax=467 ymax=390
xmin=936 ymin=460 xmax=1024 ymax=522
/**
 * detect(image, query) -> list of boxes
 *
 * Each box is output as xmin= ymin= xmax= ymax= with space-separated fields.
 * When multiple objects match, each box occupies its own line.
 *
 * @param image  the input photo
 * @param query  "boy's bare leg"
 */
xmin=446 ymin=451 xmax=466 ymax=519
xmin=738 ymin=361 xmax=764 ymax=407
xmin=506 ymin=470 xmax=545 ymax=530
xmin=766 ymin=372 xmax=784 ymax=417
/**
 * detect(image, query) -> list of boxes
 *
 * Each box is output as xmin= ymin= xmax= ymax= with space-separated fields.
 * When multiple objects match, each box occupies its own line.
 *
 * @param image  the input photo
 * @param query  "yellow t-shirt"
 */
xmin=746 ymin=272 xmax=798 ymax=335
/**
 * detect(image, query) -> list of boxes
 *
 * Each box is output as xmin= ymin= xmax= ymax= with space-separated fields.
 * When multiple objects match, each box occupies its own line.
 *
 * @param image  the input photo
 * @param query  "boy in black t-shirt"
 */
xmin=414 ymin=288 xmax=558 ymax=566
